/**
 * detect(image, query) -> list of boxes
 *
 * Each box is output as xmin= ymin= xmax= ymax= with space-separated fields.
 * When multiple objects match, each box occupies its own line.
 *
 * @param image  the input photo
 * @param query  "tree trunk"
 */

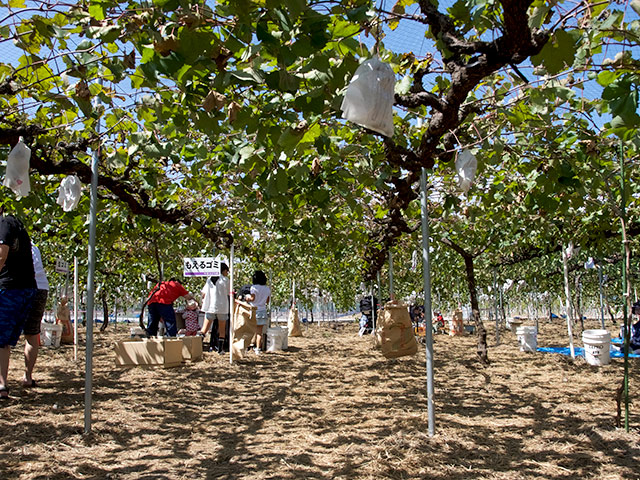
xmin=463 ymin=254 xmax=490 ymax=365
xmin=100 ymin=293 xmax=109 ymax=332
xmin=606 ymin=301 xmax=618 ymax=325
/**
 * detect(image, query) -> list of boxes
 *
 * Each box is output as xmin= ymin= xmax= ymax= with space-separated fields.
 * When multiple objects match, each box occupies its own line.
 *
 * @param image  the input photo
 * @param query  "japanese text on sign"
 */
xmin=183 ymin=257 xmax=220 ymax=277
xmin=55 ymin=258 xmax=69 ymax=273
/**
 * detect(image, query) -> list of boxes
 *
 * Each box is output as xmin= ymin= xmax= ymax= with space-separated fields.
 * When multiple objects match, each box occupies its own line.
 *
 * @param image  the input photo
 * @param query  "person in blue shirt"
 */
xmin=0 ymin=212 xmax=37 ymax=399
xmin=625 ymin=302 xmax=640 ymax=352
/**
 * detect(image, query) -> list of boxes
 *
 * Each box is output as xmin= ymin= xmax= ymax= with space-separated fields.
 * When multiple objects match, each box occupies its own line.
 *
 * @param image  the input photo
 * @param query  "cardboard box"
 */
xmin=114 ymin=338 xmax=183 ymax=368
xmin=181 ymin=336 xmax=203 ymax=362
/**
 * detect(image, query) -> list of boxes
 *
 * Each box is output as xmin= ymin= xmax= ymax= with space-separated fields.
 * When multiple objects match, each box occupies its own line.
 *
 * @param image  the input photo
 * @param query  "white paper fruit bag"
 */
xmin=456 ymin=149 xmax=477 ymax=193
xmin=57 ymin=175 xmax=82 ymax=211
xmin=3 ymin=137 xmax=31 ymax=197
xmin=340 ymin=57 xmax=395 ymax=137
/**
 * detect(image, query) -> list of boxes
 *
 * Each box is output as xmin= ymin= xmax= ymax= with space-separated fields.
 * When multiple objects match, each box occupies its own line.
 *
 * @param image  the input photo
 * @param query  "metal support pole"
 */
xmin=84 ymin=134 xmax=99 ymax=434
xmin=229 ymin=244 xmax=235 ymax=365
xmin=388 ymin=251 xmax=394 ymax=299
xmin=370 ymin=281 xmax=375 ymax=335
xmin=620 ymin=141 xmax=630 ymax=431
xmin=499 ymin=287 xmax=504 ymax=328
xmin=598 ymin=265 xmax=605 ymax=330
xmin=420 ymin=167 xmax=435 ymax=437
xmin=73 ymin=256 xmax=78 ymax=362
xmin=493 ymin=270 xmax=500 ymax=345
xmin=562 ymin=245 xmax=576 ymax=359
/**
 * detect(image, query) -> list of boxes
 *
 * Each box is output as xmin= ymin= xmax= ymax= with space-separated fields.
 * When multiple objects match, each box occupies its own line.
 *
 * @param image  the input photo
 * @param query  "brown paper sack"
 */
xmin=378 ymin=301 xmax=417 ymax=359
xmin=56 ymin=300 xmax=73 ymax=344
xmin=231 ymin=300 xmax=257 ymax=360
xmin=449 ymin=309 xmax=464 ymax=336
xmin=288 ymin=307 xmax=302 ymax=337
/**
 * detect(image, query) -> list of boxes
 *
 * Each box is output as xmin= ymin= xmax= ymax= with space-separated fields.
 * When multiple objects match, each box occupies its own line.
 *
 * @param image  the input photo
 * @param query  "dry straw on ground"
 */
xmin=1 ymin=317 xmax=639 ymax=479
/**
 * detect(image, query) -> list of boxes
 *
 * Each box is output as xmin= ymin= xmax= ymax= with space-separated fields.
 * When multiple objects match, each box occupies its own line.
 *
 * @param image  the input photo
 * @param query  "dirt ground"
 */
xmin=1 ymin=317 xmax=639 ymax=480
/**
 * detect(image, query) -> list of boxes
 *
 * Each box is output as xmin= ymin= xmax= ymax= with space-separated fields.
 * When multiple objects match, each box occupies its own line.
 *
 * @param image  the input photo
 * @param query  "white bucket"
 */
xmin=278 ymin=326 xmax=288 ymax=350
xmin=130 ymin=327 xmax=146 ymax=338
xmin=582 ymin=329 xmax=611 ymax=366
xmin=509 ymin=319 xmax=523 ymax=334
xmin=516 ymin=326 xmax=537 ymax=352
xmin=40 ymin=323 xmax=63 ymax=347
xmin=266 ymin=327 xmax=283 ymax=352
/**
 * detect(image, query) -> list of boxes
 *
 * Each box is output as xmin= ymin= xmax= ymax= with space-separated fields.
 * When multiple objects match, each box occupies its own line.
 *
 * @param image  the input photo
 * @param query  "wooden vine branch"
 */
xmin=0 ymin=125 xmax=47 ymax=147
xmin=0 ymin=126 xmax=233 ymax=247
xmin=365 ymin=0 xmax=550 ymax=276
xmin=495 ymin=221 xmax=640 ymax=269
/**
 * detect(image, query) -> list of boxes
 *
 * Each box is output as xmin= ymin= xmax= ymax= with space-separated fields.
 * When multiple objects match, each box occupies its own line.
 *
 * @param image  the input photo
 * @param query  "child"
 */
xmin=182 ymin=299 xmax=200 ymax=336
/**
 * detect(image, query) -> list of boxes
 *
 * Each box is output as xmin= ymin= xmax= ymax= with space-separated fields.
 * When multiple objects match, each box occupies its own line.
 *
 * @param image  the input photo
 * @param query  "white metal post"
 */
xmin=598 ymin=265 xmax=605 ymax=329
xmin=73 ymin=256 xmax=78 ymax=362
xmin=229 ymin=243 xmax=234 ymax=365
xmin=388 ymin=251 xmax=394 ymax=299
xmin=84 ymin=135 xmax=99 ymax=434
xmin=370 ymin=281 xmax=375 ymax=335
xmin=420 ymin=167 xmax=435 ymax=437
xmin=562 ymin=245 xmax=576 ymax=359
xmin=493 ymin=270 xmax=500 ymax=345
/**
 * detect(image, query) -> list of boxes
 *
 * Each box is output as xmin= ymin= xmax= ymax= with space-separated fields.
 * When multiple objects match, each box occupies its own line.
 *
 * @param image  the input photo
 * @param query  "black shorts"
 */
xmin=23 ymin=289 xmax=48 ymax=335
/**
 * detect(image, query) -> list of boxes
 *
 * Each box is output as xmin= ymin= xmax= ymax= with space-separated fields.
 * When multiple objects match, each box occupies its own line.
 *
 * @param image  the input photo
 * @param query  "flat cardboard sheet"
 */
xmin=114 ymin=338 xmax=183 ymax=368
xmin=181 ymin=336 xmax=203 ymax=361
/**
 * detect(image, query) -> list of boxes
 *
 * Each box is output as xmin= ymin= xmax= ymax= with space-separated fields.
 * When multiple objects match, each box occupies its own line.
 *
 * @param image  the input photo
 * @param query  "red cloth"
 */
xmin=148 ymin=281 xmax=188 ymax=305
xmin=183 ymin=309 xmax=199 ymax=334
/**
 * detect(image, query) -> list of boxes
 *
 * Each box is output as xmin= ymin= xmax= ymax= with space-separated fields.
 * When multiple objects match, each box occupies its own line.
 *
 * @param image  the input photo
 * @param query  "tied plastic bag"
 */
xmin=340 ymin=57 xmax=395 ymax=137
xmin=57 ymin=175 xmax=82 ymax=211
xmin=288 ymin=306 xmax=302 ymax=337
xmin=3 ymin=137 xmax=31 ymax=197
xmin=456 ymin=149 xmax=477 ymax=193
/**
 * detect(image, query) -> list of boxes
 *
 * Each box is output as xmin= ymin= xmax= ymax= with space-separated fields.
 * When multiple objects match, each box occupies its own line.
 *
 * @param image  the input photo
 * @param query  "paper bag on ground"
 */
xmin=288 ymin=306 xmax=302 ymax=337
xmin=231 ymin=300 xmax=256 ymax=360
xmin=377 ymin=301 xmax=417 ymax=359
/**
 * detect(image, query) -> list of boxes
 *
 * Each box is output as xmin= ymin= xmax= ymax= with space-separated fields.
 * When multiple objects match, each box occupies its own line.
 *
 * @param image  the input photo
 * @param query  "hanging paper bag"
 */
xmin=57 ymin=175 xmax=82 ymax=211
xmin=3 ymin=137 xmax=31 ymax=197
xmin=340 ymin=57 xmax=395 ymax=137
xmin=456 ymin=149 xmax=477 ymax=193
xmin=231 ymin=300 xmax=256 ymax=360
xmin=288 ymin=306 xmax=302 ymax=337
xmin=377 ymin=301 xmax=417 ymax=359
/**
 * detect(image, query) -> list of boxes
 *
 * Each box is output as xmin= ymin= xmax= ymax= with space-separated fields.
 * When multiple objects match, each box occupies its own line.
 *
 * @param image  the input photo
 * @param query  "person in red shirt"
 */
xmin=145 ymin=278 xmax=194 ymax=337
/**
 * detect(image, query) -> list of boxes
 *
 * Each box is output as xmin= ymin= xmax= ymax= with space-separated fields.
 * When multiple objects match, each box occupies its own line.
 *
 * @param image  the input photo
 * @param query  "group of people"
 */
xmin=143 ymin=268 xmax=272 ymax=354
xmin=0 ymin=212 xmax=50 ymax=400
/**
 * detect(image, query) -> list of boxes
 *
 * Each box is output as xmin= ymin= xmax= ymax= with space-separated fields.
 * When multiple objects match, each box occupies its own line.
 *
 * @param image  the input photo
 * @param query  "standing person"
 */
xmin=200 ymin=263 xmax=230 ymax=353
xmin=21 ymin=244 xmax=49 ymax=388
xmin=0 ymin=212 xmax=37 ymax=399
xmin=246 ymin=270 xmax=271 ymax=355
xmin=181 ymin=299 xmax=200 ymax=336
xmin=145 ymin=278 xmax=194 ymax=337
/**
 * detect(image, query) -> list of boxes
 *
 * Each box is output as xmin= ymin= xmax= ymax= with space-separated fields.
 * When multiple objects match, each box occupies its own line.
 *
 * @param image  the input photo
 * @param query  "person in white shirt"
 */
xmin=246 ymin=270 xmax=271 ymax=354
xmin=22 ymin=244 xmax=49 ymax=387
xmin=200 ymin=263 xmax=230 ymax=353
